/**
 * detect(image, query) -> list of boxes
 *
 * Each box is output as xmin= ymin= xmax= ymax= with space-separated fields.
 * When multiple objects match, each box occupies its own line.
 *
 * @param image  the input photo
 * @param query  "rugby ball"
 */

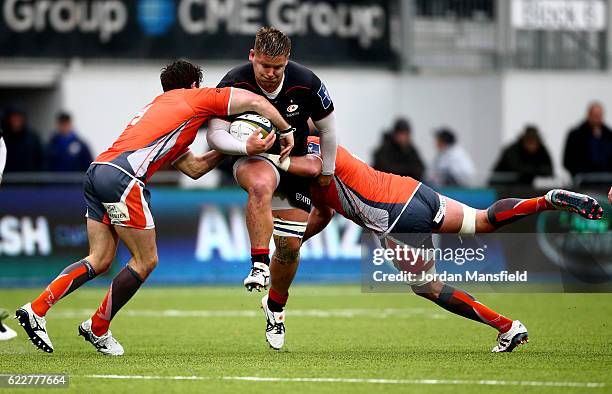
xmin=229 ymin=113 xmax=276 ymax=142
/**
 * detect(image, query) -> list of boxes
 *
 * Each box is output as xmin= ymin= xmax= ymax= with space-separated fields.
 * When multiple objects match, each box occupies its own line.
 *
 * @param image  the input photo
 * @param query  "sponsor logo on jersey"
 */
xmin=307 ymin=141 xmax=321 ymax=156
xmin=317 ymin=83 xmax=332 ymax=110
xmin=287 ymin=104 xmax=299 ymax=113
xmin=103 ymin=202 xmax=130 ymax=222
xmin=295 ymin=193 xmax=311 ymax=206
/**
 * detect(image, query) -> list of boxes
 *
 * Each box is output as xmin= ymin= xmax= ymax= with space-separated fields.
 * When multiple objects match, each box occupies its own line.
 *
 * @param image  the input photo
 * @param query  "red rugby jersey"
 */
xmin=309 ymin=137 xmax=421 ymax=233
xmin=95 ymin=87 xmax=232 ymax=183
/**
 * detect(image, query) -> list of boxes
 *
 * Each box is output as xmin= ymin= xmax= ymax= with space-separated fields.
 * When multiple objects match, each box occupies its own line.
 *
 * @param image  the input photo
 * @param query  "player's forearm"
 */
xmin=288 ymin=155 xmax=322 ymax=178
xmin=207 ymin=122 xmax=247 ymax=155
xmin=229 ymin=89 xmax=291 ymax=132
xmin=251 ymin=96 xmax=291 ymax=132
xmin=314 ymin=113 xmax=337 ymax=175
xmin=257 ymin=153 xmax=321 ymax=177
xmin=173 ymin=150 xmax=226 ymax=179
xmin=191 ymin=151 xmax=227 ymax=178
xmin=303 ymin=206 xmax=334 ymax=242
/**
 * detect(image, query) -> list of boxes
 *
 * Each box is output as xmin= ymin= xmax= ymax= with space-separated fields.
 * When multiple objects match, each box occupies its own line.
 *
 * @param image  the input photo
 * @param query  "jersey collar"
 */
xmin=257 ymin=74 xmax=284 ymax=100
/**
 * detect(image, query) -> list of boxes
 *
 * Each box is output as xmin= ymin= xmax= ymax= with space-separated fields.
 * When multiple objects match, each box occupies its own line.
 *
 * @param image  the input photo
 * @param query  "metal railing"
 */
xmin=401 ymin=0 xmax=609 ymax=72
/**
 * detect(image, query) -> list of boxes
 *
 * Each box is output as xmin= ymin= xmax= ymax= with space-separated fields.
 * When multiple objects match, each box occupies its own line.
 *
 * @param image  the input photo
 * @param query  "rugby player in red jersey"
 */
xmin=15 ymin=60 xmax=291 ymax=356
xmin=262 ymin=137 xmax=603 ymax=352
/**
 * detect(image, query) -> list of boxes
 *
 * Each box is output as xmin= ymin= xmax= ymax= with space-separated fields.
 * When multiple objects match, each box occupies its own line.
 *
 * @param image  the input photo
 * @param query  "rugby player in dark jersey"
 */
xmin=207 ymin=27 xmax=337 ymax=349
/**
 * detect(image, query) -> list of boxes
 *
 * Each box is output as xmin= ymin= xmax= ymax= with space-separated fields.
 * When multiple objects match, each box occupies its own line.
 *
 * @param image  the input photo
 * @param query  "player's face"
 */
xmin=588 ymin=105 xmax=603 ymax=128
xmin=249 ymin=50 xmax=288 ymax=92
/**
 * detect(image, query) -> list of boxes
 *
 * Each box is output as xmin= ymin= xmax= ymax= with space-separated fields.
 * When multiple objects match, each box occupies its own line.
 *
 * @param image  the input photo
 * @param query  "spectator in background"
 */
xmin=429 ymin=128 xmax=475 ymax=187
xmin=372 ymin=118 xmax=425 ymax=180
xmin=563 ymin=102 xmax=612 ymax=178
xmin=491 ymin=125 xmax=553 ymax=185
xmin=0 ymin=105 xmax=43 ymax=172
xmin=46 ymin=111 xmax=93 ymax=172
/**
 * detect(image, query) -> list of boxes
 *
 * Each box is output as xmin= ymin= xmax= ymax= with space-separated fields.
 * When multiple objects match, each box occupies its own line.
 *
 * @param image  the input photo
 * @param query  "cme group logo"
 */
xmin=137 ymin=0 xmax=176 ymax=36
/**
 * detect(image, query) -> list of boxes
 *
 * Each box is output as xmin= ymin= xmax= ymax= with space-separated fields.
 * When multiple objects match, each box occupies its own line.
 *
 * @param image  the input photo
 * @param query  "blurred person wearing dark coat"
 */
xmin=563 ymin=102 xmax=612 ymax=178
xmin=372 ymin=118 xmax=425 ymax=180
xmin=491 ymin=125 xmax=553 ymax=185
xmin=46 ymin=111 xmax=93 ymax=172
xmin=1 ymin=105 xmax=44 ymax=172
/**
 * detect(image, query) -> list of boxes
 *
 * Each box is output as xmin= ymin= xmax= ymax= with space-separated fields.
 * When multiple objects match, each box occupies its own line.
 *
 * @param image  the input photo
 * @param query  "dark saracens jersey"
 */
xmin=217 ymin=60 xmax=334 ymax=157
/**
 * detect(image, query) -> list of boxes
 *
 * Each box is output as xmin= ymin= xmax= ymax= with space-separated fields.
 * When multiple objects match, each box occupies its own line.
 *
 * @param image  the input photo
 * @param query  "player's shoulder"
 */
xmin=285 ymin=61 xmax=321 ymax=88
xmin=220 ymin=63 xmax=255 ymax=84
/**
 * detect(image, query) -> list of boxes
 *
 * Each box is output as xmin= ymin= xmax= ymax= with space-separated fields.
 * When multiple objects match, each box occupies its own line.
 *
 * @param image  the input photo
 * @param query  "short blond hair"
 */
xmin=254 ymin=27 xmax=291 ymax=57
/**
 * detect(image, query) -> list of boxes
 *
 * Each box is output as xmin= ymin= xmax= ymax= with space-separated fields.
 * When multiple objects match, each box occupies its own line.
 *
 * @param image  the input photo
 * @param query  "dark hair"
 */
xmin=393 ymin=118 xmax=411 ymax=134
xmin=254 ymin=27 xmax=291 ymax=57
xmin=436 ymin=128 xmax=456 ymax=146
xmin=521 ymin=125 xmax=541 ymax=143
xmin=56 ymin=111 xmax=71 ymax=123
xmin=160 ymin=60 xmax=203 ymax=92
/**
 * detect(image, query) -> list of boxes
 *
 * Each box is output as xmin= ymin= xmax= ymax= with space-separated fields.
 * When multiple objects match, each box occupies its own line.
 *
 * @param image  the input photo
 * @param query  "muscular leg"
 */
xmin=30 ymin=219 xmax=118 ymax=317
xmin=267 ymin=208 xmax=308 ymax=311
xmin=235 ymin=158 xmax=278 ymax=264
xmin=437 ymin=195 xmax=553 ymax=234
xmin=90 ymin=226 xmax=157 ymax=336
xmin=411 ymin=279 xmax=513 ymax=333
xmin=427 ymin=196 xmax=545 ymax=333
xmin=438 ymin=189 xmax=603 ymax=234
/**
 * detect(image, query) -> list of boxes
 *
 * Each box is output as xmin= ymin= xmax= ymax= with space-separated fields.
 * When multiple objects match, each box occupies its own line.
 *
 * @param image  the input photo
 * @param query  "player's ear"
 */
xmin=191 ymin=81 xmax=198 ymax=89
xmin=248 ymin=49 xmax=255 ymax=62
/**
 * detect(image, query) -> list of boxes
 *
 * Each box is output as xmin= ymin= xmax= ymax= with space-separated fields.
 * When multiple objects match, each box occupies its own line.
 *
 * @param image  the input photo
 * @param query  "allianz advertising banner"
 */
xmin=0 ymin=0 xmax=399 ymax=66
xmin=0 ymin=186 xmax=367 ymax=286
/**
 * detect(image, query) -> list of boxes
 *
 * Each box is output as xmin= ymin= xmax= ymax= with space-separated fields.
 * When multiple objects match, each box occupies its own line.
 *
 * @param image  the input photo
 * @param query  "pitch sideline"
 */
xmin=82 ymin=374 xmax=606 ymax=388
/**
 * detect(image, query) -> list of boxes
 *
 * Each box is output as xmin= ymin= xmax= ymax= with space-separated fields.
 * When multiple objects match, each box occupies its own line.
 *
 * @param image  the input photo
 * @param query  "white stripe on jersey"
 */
xmin=127 ymin=120 xmax=190 ymax=178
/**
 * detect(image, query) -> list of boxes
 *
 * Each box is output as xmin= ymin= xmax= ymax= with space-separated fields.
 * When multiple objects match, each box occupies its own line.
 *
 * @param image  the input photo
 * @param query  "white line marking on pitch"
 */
xmin=52 ymin=308 xmax=445 ymax=319
xmin=82 ymin=375 xmax=606 ymax=388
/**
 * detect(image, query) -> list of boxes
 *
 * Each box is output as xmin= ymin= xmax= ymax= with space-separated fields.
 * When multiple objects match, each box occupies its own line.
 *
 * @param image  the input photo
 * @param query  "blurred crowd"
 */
xmin=372 ymin=102 xmax=612 ymax=188
xmin=1 ymin=101 xmax=611 ymax=189
xmin=0 ymin=106 xmax=92 ymax=174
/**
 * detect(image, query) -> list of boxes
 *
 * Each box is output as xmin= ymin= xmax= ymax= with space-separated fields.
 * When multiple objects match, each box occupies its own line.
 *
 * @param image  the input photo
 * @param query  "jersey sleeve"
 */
xmin=216 ymin=72 xmax=235 ymax=89
xmin=185 ymin=87 xmax=232 ymax=117
xmin=309 ymin=73 xmax=334 ymax=122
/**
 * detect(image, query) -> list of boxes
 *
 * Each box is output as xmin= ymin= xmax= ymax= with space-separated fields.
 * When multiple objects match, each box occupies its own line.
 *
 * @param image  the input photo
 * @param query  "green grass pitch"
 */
xmin=0 ymin=286 xmax=611 ymax=393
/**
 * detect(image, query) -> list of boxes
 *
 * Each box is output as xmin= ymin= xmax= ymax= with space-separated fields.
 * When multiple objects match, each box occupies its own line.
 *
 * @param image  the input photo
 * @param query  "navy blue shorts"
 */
xmin=84 ymin=164 xmax=154 ymax=229
xmin=391 ymin=183 xmax=444 ymax=235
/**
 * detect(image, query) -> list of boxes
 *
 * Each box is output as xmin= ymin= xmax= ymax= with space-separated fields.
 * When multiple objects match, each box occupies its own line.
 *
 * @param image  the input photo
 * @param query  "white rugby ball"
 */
xmin=229 ymin=113 xmax=276 ymax=142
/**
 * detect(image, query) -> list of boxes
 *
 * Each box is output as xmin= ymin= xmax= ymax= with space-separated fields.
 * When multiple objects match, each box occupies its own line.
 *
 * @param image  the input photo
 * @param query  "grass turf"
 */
xmin=0 ymin=286 xmax=611 ymax=393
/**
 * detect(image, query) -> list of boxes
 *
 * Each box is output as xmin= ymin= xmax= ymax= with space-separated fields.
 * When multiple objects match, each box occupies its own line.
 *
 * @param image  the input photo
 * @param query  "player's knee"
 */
xmin=135 ymin=254 xmax=159 ymax=276
xmin=286 ymin=236 xmax=302 ymax=251
xmin=247 ymin=178 xmax=275 ymax=201
xmin=89 ymin=254 xmax=114 ymax=275
xmin=411 ymin=280 xmax=444 ymax=300
xmin=96 ymin=257 xmax=114 ymax=275
xmin=147 ymin=254 xmax=159 ymax=271
xmin=273 ymin=235 xmax=301 ymax=264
